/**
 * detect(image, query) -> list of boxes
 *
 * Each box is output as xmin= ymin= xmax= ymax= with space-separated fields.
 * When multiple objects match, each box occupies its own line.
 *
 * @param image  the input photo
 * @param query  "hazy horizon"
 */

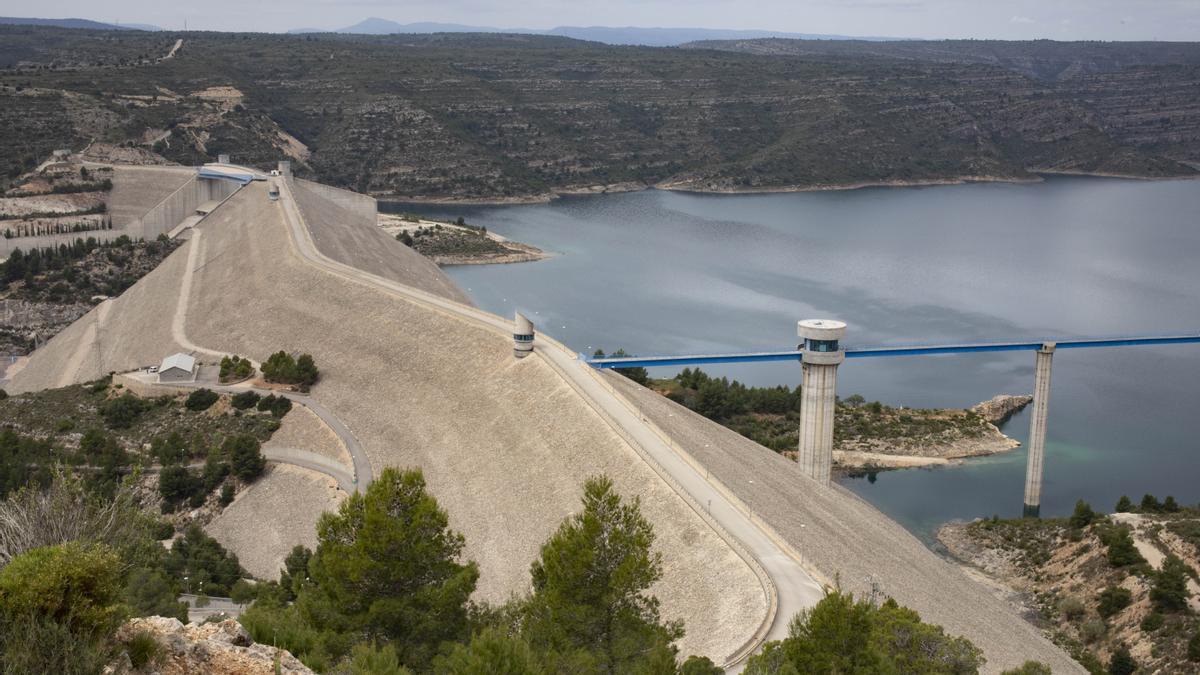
xmin=3 ymin=0 xmax=1199 ymax=41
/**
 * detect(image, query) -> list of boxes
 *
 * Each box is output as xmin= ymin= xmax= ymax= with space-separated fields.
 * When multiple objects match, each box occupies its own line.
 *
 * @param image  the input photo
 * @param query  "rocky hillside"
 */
xmin=113 ymin=617 xmax=311 ymax=674
xmin=940 ymin=498 xmax=1200 ymax=674
xmin=0 ymin=27 xmax=1195 ymax=201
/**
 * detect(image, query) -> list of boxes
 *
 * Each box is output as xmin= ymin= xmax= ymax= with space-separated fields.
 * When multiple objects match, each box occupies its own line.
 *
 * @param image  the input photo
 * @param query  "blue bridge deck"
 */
xmin=585 ymin=334 xmax=1200 ymax=369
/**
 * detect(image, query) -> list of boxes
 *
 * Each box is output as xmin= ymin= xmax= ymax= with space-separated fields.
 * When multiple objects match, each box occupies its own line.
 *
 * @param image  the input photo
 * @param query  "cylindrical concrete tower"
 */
xmin=1023 ymin=343 xmax=1055 ymax=517
xmin=797 ymin=319 xmax=846 ymax=486
xmin=513 ymin=312 xmax=534 ymax=358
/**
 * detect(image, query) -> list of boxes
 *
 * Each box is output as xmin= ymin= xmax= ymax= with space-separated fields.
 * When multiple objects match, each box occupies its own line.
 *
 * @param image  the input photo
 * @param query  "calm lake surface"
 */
xmin=386 ymin=177 xmax=1200 ymax=542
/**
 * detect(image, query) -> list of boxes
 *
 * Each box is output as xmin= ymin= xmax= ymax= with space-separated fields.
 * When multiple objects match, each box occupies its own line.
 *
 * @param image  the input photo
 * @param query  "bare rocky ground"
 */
xmin=10 ymin=182 xmax=765 ymax=662
xmin=113 ymin=616 xmax=311 ymax=674
xmin=206 ymin=464 xmax=344 ymax=581
xmin=607 ymin=371 xmax=1084 ymax=674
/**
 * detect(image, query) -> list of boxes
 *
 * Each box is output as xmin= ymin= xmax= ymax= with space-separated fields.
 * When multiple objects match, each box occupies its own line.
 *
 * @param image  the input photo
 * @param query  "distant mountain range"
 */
xmin=0 ymin=14 xmax=891 ymax=45
xmin=0 ymin=16 xmax=160 ymax=31
xmin=287 ymin=18 xmax=895 ymax=46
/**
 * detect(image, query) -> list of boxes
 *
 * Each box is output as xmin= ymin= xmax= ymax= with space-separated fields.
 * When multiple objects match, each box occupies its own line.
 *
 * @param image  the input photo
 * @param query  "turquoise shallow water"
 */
xmin=385 ymin=177 xmax=1200 ymax=541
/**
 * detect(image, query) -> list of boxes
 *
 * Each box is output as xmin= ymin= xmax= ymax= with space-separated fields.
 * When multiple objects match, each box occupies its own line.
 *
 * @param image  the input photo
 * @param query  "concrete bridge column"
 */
xmin=1023 ymin=343 xmax=1055 ymax=517
xmin=797 ymin=320 xmax=847 ymax=485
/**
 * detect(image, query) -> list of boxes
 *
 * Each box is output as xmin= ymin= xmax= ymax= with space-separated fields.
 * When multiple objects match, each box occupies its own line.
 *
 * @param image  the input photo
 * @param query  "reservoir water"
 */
xmin=386 ymin=177 xmax=1200 ymax=542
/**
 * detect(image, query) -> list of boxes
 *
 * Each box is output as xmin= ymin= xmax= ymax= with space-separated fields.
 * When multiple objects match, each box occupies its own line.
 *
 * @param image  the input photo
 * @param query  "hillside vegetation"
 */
xmin=0 ymin=27 xmax=1196 ymax=200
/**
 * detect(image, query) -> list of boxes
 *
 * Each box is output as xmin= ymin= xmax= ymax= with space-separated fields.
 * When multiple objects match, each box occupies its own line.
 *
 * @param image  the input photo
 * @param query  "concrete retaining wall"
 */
xmin=128 ymin=177 xmax=239 ymax=242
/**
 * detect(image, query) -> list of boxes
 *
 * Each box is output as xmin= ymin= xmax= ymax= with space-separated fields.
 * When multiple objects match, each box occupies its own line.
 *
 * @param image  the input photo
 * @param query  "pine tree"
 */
xmin=524 ymin=476 xmax=682 ymax=672
xmin=301 ymin=468 xmax=478 ymax=669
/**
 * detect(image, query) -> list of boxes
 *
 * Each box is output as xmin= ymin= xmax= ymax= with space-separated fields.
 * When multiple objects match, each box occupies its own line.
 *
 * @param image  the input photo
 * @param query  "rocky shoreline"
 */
xmin=370 ymin=171 xmax=1199 ymax=206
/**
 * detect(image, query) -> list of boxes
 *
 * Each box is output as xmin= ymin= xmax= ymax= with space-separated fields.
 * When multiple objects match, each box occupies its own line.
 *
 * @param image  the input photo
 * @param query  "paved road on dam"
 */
xmin=274 ymin=178 xmax=826 ymax=664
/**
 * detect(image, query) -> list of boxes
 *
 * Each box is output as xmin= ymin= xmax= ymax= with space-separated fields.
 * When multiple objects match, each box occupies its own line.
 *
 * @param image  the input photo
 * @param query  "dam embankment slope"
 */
xmin=8 ymin=181 xmax=765 ymax=662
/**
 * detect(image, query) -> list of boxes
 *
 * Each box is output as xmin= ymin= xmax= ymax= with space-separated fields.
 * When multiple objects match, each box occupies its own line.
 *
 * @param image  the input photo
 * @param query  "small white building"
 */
xmin=157 ymin=353 xmax=197 ymax=383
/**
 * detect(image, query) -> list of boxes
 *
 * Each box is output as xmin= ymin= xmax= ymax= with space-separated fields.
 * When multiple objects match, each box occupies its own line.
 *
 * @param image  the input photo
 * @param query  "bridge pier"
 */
xmin=1022 ymin=343 xmax=1055 ymax=517
xmin=797 ymin=320 xmax=847 ymax=486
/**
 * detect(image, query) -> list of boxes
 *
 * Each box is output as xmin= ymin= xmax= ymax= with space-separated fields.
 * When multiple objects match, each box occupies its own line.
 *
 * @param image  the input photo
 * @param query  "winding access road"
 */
xmin=272 ymin=178 xmax=825 ymax=665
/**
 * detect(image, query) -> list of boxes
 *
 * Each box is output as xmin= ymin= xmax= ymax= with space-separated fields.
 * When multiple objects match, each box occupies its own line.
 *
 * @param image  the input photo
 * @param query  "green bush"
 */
xmin=1140 ymin=612 xmax=1164 ymax=631
xmin=1058 ymin=595 xmax=1085 ymax=621
xmin=1189 ymin=630 xmax=1200 ymax=661
xmin=230 ymin=391 xmax=261 ymax=410
xmin=261 ymin=351 xmax=319 ymax=390
xmin=219 ymin=355 xmax=255 ymax=383
xmin=225 ymin=434 xmax=265 ymax=482
xmin=100 ymin=392 xmax=148 ymax=429
xmin=1079 ymin=619 xmax=1106 ymax=644
xmin=1100 ymin=525 xmax=1146 ymax=568
xmin=1114 ymin=495 xmax=1133 ymax=512
xmin=1069 ymin=500 xmax=1097 ymax=529
xmin=124 ymin=631 xmax=161 ymax=669
xmin=0 ymin=542 xmax=125 ymax=637
xmin=1097 ymin=586 xmax=1131 ymax=618
xmin=184 ymin=388 xmax=219 ymax=412
xmin=1108 ymin=644 xmax=1136 ymax=675
xmin=1151 ymin=554 xmax=1192 ymax=612
xmin=219 ymin=482 xmax=235 ymax=506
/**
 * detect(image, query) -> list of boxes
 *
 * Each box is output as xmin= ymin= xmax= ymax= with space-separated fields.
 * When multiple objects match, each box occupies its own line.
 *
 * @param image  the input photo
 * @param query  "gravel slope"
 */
xmin=207 ymin=464 xmax=345 ymax=580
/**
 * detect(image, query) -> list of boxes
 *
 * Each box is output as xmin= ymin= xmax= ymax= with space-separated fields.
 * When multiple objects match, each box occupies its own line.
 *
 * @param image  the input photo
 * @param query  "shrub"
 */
xmin=1079 ymin=619 xmax=1106 ymax=644
xmin=230 ymin=391 xmax=261 ymax=410
xmin=219 ymin=482 xmax=235 ymax=506
xmin=158 ymin=465 xmax=200 ymax=511
xmin=270 ymin=396 xmax=292 ymax=418
xmin=229 ymin=579 xmax=257 ymax=605
xmin=1097 ymin=586 xmax=1131 ymax=618
xmin=100 ymin=392 xmax=148 ymax=429
xmin=1140 ymin=612 xmax=1164 ymax=631
xmin=256 ymin=394 xmax=276 ymax=412
xmin=1069 ymin=500 xmax=1097 ymax=529
xmin=680 ymin=655 xmax=724 ymax=674
xmin=1163 ymin=496 xmax=1180 ymax=512
xmin=225 ymin=435 xmax=265 ymax=482
xmin=184 ymin=388 xmax=219 ymax=412
xmin=1101 ymin=526 xmax=1146 ymax=568
xmin=0 ymin=542 xmax=124 ymax=637
xmin=1141 ymin=494 xmax=1162 ymax=512
xmin=1150 ymin=554 xmax=1191 ymax=612
xmin=1108 ymin=644 xmax=1136 ymax=675
xmin=1189 ymin=630 xmax=1200 ymax=661
xmin=261 ymin=351 xmax=319 ymax=389
xmin=219 ymin=355 xmax=254 ymax=383
xmin=125 ymin=631 xmax=161 ymax=668
xmin=1059 ymin=596 xmax=1086 ymax=621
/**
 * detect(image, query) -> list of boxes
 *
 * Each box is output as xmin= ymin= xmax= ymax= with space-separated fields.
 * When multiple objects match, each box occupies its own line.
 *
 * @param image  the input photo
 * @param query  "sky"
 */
xmin=8 ymin=0 xmax=1200 ymax=40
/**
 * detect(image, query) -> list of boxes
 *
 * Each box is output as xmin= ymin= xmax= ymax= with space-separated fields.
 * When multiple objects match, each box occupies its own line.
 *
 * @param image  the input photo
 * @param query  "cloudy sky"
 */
xmin=15 ymin=0 xmax=1200 ymax=40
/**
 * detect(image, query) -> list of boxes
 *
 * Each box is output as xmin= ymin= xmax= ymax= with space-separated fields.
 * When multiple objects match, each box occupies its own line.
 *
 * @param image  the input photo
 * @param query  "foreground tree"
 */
xmin=744 ymin=589 xmax=984 ymax=674
xmin=301 ymin=467 xmax=478 ymax=669
xmin=523 ymin=475 xmax=683 ymax=673
xmin=1150 ymin=554 xmax=1192 ymax=612
xmin=0 ymin=542 xmax=126 ymax=673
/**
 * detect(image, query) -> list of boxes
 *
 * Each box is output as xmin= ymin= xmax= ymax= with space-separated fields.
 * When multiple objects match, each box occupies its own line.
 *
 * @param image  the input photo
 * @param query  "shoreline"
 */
xmin=374 ymin=170 xmax=1199 ymax=207
xmin=377 ymin=213 xmax=551 ymax=266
